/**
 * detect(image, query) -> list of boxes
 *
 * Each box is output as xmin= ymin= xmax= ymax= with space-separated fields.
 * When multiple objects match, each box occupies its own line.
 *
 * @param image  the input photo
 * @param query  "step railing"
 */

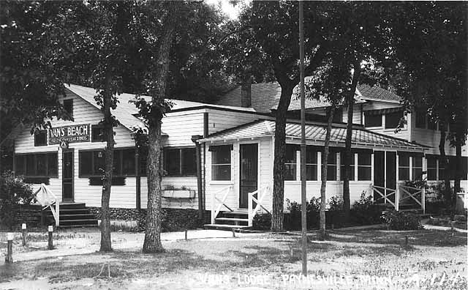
xmin=33 ymin=183 xmax=60 ymax=226
xmin=210 ymin=185 xmax=234 ymax=224
xmin=247 ymin=186 xmax=271 ymax=227
xmin=399 ymin=185 xmax=426 ymax=214
xmin=371 ymin=184 xmax=398 ymax=210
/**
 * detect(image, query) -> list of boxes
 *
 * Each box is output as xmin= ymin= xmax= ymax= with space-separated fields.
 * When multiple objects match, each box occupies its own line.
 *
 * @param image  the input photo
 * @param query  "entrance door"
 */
xmin=62 ymin=150 xmax=74 ymax=202
xmin=239 ymin=144 xmax=258 ymax=208
xmin=373 ymin=151 xmax=396 ymax=203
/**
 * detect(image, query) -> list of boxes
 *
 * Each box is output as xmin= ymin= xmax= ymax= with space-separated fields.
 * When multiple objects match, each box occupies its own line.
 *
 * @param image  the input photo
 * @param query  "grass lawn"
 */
xmin=0 ymin=228 xmax=466 ymax=290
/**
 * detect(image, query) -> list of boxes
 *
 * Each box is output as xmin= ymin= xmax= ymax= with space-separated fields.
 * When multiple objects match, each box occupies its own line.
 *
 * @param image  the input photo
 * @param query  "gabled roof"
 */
xmin=200 ymin=120 xmax=427 ymax=152
xmin=217 ymin=82 xmax=402 ymax=113
xmin=356 ymin=84 xmax=401 ymax=103
xmin=66 ymin=84 xmax=257 ymax=132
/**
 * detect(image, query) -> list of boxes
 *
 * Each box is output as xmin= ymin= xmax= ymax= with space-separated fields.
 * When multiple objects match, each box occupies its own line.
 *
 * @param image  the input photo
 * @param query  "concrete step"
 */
xmin=215 ymin=217 xmax=249 ymax=222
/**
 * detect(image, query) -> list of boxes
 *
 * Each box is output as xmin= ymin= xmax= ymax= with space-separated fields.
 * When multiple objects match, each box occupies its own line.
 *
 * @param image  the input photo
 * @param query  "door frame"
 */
xmin=373 ymin=150 xmax=397 ymax=202
xmin=62 ymin=148 xmax=74 ymax=202
xmin=239 ymin=143 xmax=259 ymax=209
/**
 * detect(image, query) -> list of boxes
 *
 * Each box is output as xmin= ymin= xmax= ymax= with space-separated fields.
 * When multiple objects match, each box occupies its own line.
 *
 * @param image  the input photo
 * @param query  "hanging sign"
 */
xmin=49 ymin=124 xmax=90 ymax=145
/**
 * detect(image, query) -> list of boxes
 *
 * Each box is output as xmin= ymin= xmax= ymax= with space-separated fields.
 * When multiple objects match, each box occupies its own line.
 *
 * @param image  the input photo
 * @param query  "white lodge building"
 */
xmin=6 ymin=83 xmax=467 ymax=227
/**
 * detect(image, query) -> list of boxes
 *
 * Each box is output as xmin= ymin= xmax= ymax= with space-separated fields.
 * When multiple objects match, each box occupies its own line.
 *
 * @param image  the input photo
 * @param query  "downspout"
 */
xmin=135 ymin=143 xmax=141 ymax=210
xmin=192 ymin=134 xmax=204 ymax=221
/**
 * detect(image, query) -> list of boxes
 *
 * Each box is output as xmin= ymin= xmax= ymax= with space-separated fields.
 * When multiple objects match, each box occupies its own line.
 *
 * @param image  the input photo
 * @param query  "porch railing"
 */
xmin=400 ymin=185 xmax=426 ymax=214
xmin=33 ymin=183 xmax=60 ymax=226
xmin=247 ymin=186 xmax=271 ymax=227
xmin=371 ymin=185 xmax=398 ymax=210
xmin=210 ymin=185 xmax=234 ymax=224
xmin=371 ymin=184 xmax=426 ymax=213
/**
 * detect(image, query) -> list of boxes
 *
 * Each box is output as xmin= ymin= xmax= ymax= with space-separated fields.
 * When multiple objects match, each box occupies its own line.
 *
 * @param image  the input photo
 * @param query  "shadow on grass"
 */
xmin=328 ymin=229 xmax=467 ymax=247
xmin=0 ymin=249 xmax=220 ymax=283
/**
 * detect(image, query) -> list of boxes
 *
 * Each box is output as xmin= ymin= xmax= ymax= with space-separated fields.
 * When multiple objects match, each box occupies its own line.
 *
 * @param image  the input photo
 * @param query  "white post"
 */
xmin=211 ymin=189 xmax=215 ymax=225
xmin=317 ymin=151 xmax=322 ymax=181
xmin=396 ymin=153 xmax=399 ymax=210
xmin=421 ymin=186 xmax=426 ymax=214
xmin=248 ymin=192 xmax=253 ymax=227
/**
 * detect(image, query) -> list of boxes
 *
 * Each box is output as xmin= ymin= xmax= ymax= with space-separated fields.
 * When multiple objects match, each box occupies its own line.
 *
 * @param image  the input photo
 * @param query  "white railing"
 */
xmin=33 ymin=183 xmax=60 ymax=226
xmin=247 ymin=186 xmax=271 ymax=227
xmin=371 ymin=184 xmax=398 ymax=210
xmin=210 ymin=186 xmax=234 ymax=224
xmin=399 ymin=185 xmax=426 ymax=214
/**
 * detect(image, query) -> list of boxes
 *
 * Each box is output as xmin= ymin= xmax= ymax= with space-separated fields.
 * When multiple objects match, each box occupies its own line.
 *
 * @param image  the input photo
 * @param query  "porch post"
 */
xmin=191 ymin=135 xmax=204 ymax=221
xmin=395 ymin=153 xmax=400 ymax=211
xmin=317 ymin=151 xmax=322 ymax=181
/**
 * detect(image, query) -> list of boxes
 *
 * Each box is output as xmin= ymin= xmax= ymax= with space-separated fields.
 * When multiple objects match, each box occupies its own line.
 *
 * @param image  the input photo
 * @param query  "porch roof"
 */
xmin=199 ymin=120 xmax=428 ymax=152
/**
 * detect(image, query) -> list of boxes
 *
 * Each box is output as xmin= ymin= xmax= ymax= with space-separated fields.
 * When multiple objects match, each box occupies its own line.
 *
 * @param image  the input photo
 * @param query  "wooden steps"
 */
xmin=205 ymin=210 xmax=251 ymax=230
xmin=42 ymin=203 xmax=98 ymax=228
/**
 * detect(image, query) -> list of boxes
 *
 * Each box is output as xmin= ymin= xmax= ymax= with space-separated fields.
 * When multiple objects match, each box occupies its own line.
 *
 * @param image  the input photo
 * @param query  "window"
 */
xmin=79 ymin=148 xmax=136 ymax=177
xmin=427 ymin=156 xmax=437 ymax=180
xmin=357 ymin=152 xmax=372 ymax=181
xmin=285 ymin=145 xmax=297 ymax=180
xmin=462 ymin=157 xmax=468 ymax=181
xmin=211 ymin=145 xmax=231 ymax=181
xmin=34 ymin=130 xmax=47 ymax=146
xmin=327 ymin=152 xmax=337 ymax=181
xmin=163 ymin=147 xmax=196 ymax=176
xmin=306 ymin=146 xmax=318 ymax=181
xmin=385 ymin=111 xmax=403 ymax=129
xmin=415 ymin=110 xmax=426 ymax=129
xmin=340 ymin=152 xmax=355 ymax=181
xmin=412 ymin=156 xmax=423 ymax=180
xmin=438 ymin=156 xmax=446 ymax=180
xmin=64 ymin=99 xmax=73 ymax=117
xmin=399 ymin=153 xmax=410 ymax=180
xmin=14 ymin=153 xmax=58 ymax=177
xmin=364 ymin=113 xmax=382 ymax=127
xmin=92 ymin=125 xmax=104 ymax=142
xmin=427 ymin=118 xmax=437 ymax=130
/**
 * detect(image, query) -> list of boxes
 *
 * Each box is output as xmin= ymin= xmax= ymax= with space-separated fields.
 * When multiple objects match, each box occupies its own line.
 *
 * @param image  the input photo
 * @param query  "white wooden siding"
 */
xmin=207 ymin=110 xmax=262 ymax=134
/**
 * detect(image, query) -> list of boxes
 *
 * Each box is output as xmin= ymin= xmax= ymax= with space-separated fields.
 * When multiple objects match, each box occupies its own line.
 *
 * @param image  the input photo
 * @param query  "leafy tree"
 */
xmin=0 ymin=1 xmax=76 ymax=139
xmin=387 ymin=1 xmax=467 ymax=206
xmin=0 ymin=171 xmax=33 ymax=230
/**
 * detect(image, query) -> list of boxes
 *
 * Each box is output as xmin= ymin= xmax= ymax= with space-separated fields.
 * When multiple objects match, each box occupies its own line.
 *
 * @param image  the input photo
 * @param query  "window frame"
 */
xmin=284 ymin=144 xmax=298 ymax=181
xmin=357 ymin=152 xmax=372 ymax=181
xmin=385 ymin=111 xmax=404 ymax=129
xmin=79 ymin=148 xmax=136 ymax=177
xmin=14 ymin=152 xmax=58 ymax=178
xmin=163 ymin=147 xmax=197 ymax=177
xmin=34 ymin=130 xmax=48 ymax=147
xmin=364 ymin=113 xmax=383 ymax=127
xmin=210 ymin=145 xmax=232 ymax=181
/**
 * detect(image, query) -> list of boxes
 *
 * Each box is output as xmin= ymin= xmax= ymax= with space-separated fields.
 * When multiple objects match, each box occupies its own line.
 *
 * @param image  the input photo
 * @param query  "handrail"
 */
xmin=399 ymin=185 xmax=426 ymax=214
xmin=247 ymin=186 xmax=271 ymax=227
xmin=33 ymin=183 xmax=60 ymax=226
xmin=210 ymin=185 xmax=233 ymax=224
xmin=371 ymin=185 xmax=396 ymax=208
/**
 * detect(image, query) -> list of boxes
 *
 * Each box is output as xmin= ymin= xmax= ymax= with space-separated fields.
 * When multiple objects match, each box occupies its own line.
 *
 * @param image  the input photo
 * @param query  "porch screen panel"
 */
xmin=285 ymin=145 xmax=297 ymax=180
xmin=357 ymin=152 xmax=372 ymax=180
xmin=327 ymin=152 xmax=338 ymax=181
xmin=164 ymin=148 xmax=180 ymax=176
xmin=398 ymin=153 xmax=410 ymax=180
xmin=412 ymin=156 xmax=423 ymax=180
xmin=340 ymin=152 xmax=355 ymax=181
xmin=306 ymin=146 xmax=318 ymax=180
xmin=211 ymin=145 xmax=231 ymax=181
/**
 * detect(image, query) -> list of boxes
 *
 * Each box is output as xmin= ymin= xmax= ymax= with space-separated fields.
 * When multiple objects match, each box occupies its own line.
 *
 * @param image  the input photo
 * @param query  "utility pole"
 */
xmin=299 ymin=0 xmax=307 ymax=276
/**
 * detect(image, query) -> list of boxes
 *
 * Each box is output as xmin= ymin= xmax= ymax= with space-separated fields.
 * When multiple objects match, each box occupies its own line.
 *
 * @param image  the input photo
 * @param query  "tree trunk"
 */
xmin=342 ymin=61 xmax=361 ymax=219
xmin=271 ymin=84 xmax=294 ymax=232
xmin=100 ymin=73 xmax=114 ymax=252
xmin=438 ymin=122 xmax=450 ymax=205
xmin=320 ymin=106 xmax=335 ymax=240
xmin=143 ymin=2 xmax=177 ymax=253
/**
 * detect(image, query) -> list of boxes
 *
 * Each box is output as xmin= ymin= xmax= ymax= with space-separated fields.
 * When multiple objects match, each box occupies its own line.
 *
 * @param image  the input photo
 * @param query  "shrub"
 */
xmin=381 ymin=209 xmax=422 ymax=230
xmin=285 ymin=196 xmax=344 ymax=230
xmin=350 ymin=192 xmax=386 ymax=225
xmin=252 ymin=212 xmax=271 ymax=230
xmin=0 ymin=171 xmax=34 ymax=230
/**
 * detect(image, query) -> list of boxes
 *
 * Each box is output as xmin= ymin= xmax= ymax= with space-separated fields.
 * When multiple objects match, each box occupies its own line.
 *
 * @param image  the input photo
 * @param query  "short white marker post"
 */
xmin=5 ymin=233 xmax=14 ymax=263
xmin=22 ymin=223 xmax=27 ymax=246
xmin=48 ymin=225 xmax=54 ymax=250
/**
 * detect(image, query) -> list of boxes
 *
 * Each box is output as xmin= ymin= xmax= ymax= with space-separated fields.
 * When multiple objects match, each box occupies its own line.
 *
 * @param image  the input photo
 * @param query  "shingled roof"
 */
xmin=200 ymin=120 xmax=427 ymax=152
xmin=217 ymin=82 xmax=402 ymax=113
